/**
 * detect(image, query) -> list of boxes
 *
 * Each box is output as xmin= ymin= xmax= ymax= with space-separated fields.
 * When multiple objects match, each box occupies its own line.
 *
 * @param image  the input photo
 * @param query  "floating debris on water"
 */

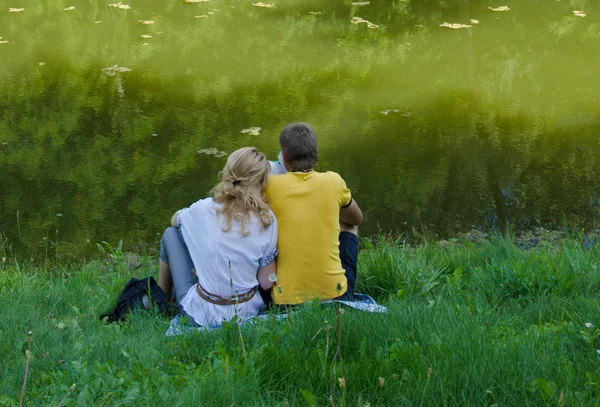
xmin=207 ymin=11 xmax=215 ymax=14
xmin=351 ymin=16 xmax=379 ymax=28
xmin=141 ymin=34 xmax=153 ymax=38
xmin=139 ymin=20 xmax=155 ymax=25
xmin=440 ymin=22 xmax=472 ymax=29
xmin=252 ymin=3 xmax=275 ymax=8
xmin=108 ymin=3 xmax=131 ymax=10
xmin=198 ymin=148 xmax=227 ymax=158
xmin=573 ymin=10 xmax=586 ymax=18
xmin=470 ymin=19 xmax=480 ymax=24
xmin=64 ymin=6 xmax=75 ymax=11
xmin=39 ymin=62 xmax=46 ymax=66
xmin=8 ymin=8 xmax=25 ymax=12
xmin=350 ymin=17 xmax=379 ymax=28
xmin=95 ymin=20 xmax=102 ymax=24
xmin=308 ymin=11 xmax=322 ymax=15
xmin=194 ymin=15 xmax=208 ymax=18
xmin=151 ymin=133 xmax=158 ymax=137
xmin=241 ymin=127 xmax=261 ymax=136
xmin=102 ymin=65 xmax=132 ymax=76
xmin=0 ymin=40 xmax=8 ymax=44
xmin=402 ymin=112 xmax=412 ymax=118
xmin=184 ymin=0 xmax=211 ymax=2
xmin=352 ymin=17 xmax=368 ymax=24
xmin=351 ymin=1 xmax=370 ymax=5
xmin=488 ymin=6 xmax=510 ymax=12
xmin=380 ymin=109 xmax=400 ymax=115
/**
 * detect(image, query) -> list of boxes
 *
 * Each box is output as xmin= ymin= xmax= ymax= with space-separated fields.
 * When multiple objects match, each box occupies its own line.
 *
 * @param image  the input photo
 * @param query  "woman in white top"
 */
xmin=158 ymin=147 xmax=278 ymax=327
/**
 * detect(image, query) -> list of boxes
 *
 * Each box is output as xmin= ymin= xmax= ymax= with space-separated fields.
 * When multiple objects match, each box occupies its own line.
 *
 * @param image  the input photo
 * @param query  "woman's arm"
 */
xmin=256 ymin=261 xmax=277 ymax=290
xmin=170 ymin=211 xmax=180 ymax=227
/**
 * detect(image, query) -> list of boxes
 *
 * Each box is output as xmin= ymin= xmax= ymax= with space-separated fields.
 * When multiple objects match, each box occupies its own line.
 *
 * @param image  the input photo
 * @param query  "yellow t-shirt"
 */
xmin=266 ymin=171 xmax=352 ymax=304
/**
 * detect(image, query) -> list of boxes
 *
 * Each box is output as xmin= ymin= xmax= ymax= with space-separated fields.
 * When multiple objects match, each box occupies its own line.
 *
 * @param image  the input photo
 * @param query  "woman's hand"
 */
xmin=257 ymin=261 xmax=277 ymax=290
xmin=170 ymin=210 xmax=180 ymax=227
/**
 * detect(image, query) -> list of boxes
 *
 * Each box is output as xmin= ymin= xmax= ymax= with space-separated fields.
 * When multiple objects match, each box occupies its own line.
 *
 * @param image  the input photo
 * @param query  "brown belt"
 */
xmin=195 ymin=282 xmax=257 ymax=306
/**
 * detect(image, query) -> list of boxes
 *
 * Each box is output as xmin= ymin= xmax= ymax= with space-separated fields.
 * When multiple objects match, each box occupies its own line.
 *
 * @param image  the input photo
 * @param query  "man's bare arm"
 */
xmin=340 ymin=199 xmax=363 ymax=226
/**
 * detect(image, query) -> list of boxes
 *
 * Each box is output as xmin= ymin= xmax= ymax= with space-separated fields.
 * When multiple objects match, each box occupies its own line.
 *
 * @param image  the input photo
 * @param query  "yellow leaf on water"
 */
xmin=194 ymin=15 xmax=208 ymax=18
xmin=308 ymin=11 xmax=322 ymax=15
xmin=440 ymin=22 xmax=473 ymax=29
xmin=252 ymin=3 xmax=275 ymax=8
xmin=573 ymin=10 xmax=586 ymax=17
xmin=139 ymin=20 xmax=154 ymax=25
xmin=141 ymin=34 xmax=153 ymax=38
xmin=241 ymin=127 xmax=261 ymax=136
xmin=108 ymin=3 xmax=131 ymax=10
xmin=470 ymin=19 xmax=480 ymax=24
xmin=489 ymin=6 xmax=510 ymax=12
xmin=184 ymin=0 xmax=210 ymax=2
xmin=351 ymin=1 xmax=370 ymax=5
xmin=64 ymin=6 xmax=75 ymax=11
xmin=0 ymin=41 xmax=8 ymax=44
xmin=8 ymin=8 xmax=25 ymax=12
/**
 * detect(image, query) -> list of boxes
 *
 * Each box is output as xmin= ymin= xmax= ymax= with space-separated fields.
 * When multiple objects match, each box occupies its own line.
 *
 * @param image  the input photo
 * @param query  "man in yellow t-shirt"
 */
xmin=265 ymin=122 xmax=364 ymax=305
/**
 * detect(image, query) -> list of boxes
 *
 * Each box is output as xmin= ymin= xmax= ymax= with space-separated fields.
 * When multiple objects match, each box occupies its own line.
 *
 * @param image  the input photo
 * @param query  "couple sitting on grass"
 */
xmin=158 ymin=123 xmax=364 ymax=327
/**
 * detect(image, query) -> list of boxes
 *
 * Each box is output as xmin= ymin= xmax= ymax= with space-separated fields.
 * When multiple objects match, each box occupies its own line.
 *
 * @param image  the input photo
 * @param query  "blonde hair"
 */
xmin=212 ymin=147 xmax=273 ymax=235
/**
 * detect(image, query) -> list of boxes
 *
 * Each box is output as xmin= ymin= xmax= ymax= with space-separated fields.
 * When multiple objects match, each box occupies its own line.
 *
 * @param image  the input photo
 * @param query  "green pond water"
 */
xmin=1 ymin=0 xmax=599 ymax=260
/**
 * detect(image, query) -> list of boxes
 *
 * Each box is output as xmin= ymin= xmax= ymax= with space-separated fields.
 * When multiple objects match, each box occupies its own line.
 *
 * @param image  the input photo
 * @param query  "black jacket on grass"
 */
xmin=100 ymin=276 xmax=167 ymax=323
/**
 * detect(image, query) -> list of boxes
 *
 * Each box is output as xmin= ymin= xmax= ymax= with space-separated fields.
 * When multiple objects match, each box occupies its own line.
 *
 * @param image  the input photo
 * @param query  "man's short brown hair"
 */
xmin=279 ymin=122 xmax=318 ymax=172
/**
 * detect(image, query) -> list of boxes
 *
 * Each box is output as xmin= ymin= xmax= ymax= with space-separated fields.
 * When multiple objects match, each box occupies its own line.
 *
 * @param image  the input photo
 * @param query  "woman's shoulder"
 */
xmin=182 ymin=197 xmax=214 ymax=218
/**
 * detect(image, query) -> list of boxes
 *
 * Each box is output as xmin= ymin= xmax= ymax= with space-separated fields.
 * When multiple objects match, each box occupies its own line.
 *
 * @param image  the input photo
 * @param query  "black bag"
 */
xmin=100 ymin=277 xmax=167 ymax=323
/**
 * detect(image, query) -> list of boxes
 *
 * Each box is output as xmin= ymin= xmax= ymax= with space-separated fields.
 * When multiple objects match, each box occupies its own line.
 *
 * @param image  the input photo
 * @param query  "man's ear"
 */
xmin=281 ymin=150 xmax=292 ymax=171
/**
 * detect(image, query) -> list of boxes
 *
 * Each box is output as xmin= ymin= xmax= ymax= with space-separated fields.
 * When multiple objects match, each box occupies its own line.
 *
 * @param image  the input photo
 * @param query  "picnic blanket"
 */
xmin=165 ymin=293 xmax=387 ymax=337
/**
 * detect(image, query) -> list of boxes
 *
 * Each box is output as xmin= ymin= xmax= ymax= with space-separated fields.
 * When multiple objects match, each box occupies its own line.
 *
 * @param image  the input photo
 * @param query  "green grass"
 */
xmin=1 ymin=236 xmax=600 ymax=406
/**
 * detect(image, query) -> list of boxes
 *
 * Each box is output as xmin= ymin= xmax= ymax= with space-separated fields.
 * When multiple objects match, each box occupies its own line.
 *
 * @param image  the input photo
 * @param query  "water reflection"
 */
xmin=0 ymin=0 xmax=598 ymax=259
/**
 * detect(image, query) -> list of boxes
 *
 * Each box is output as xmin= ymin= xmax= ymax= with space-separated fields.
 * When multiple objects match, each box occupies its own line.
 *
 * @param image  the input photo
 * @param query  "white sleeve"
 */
xmin=177 ymin=199 xmax=206 ymax=228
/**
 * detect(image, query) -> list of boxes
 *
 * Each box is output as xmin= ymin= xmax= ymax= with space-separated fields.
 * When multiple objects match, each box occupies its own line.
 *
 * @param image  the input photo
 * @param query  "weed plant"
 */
xmin=1 ymin=235 xmax=600 ymax=406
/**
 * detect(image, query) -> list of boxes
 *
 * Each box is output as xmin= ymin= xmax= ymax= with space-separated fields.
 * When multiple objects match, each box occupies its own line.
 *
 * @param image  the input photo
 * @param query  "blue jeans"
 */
xmin=159 ymin=227 xmax=200 ymax=326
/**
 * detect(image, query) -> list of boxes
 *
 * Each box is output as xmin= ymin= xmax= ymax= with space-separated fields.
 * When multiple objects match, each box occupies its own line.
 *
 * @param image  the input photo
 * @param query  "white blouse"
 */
xmin=177 ymin=198 xmax=278 ymax=327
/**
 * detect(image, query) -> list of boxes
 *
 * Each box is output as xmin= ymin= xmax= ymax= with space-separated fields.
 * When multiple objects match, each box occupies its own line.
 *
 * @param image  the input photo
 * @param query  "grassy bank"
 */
xmin=1 ymin=236 xmax=600 ymax=406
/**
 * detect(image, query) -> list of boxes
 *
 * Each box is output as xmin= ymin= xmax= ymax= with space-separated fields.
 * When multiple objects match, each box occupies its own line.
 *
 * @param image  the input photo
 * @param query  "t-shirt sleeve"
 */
xmin=258 ymin=214 xmax=278 ymax=268
xmin=177 ymin=199 xmax=205 ymax=228
xmin=338 ymin=175 xmax=352 ymax=208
